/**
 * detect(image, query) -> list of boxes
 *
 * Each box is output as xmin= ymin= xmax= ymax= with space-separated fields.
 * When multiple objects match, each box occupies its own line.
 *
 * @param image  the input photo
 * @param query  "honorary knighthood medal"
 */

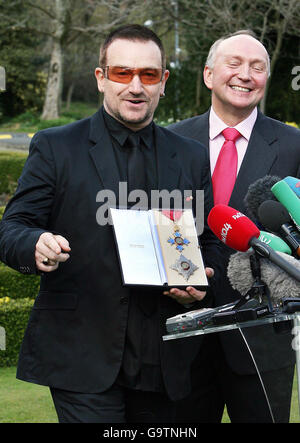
xmin=161 ymin=210 xmax=198 ymax=280
xmin=162 ymin=210 xmax=190 ymax=252
xmin=110 ymin=208 xmax=208 ymax=288
xmin=170 ymin=254 xmax=199 ymax=281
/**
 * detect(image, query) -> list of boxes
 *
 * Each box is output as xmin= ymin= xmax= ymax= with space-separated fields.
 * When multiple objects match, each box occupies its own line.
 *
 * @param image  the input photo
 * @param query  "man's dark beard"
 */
xmin=114 ymin=109 xmax=152 ymax=128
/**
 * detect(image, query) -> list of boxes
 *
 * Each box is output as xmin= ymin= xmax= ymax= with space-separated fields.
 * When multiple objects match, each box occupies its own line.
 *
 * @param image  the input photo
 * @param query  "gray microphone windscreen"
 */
xmin=227 ymin=250 xmax=300 ymax=302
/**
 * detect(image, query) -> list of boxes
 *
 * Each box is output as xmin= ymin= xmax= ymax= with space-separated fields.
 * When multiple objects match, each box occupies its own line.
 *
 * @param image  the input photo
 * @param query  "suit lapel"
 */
xmin=230 ymin=111 xmax=278 ymax=211
xmin=88 ymin=109 xmax=121 ymax=198
xmin=88 ymin=113 xmax=188 ymax=203
xmin=154 ymin=126 xmax=181 ymax=191
xmin=199 ymin=109 xmax=278 ymax=211
xmin=190 ymin=111 xmax=210 ymax=152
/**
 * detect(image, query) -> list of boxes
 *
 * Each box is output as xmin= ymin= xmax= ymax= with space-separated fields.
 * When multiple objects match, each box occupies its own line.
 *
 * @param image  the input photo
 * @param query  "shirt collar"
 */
xmin=102 ymin=107 xmax=154 ymax=149
xmin=209 ymin=106 xmax=258 ymax=141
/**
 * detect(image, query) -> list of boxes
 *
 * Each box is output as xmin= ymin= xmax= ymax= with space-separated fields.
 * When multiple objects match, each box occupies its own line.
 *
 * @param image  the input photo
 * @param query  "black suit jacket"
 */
xmin=169 ymin=109 xmax=300 ymax=374
xmin=0 ymin=108 xmax=223 ymax=399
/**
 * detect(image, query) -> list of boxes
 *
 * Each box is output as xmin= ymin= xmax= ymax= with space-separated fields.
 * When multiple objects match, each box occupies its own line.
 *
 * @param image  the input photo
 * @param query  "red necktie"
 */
xmin=212 ymin=127 xmax=241 ymax=205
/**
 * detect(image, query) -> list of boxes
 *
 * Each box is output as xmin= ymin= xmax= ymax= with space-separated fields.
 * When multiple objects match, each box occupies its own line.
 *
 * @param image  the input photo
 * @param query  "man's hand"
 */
xmin=163 ymin=267 xmax=214 ymax=305
xmin=35 ymin=232 xmax=71 ymax=272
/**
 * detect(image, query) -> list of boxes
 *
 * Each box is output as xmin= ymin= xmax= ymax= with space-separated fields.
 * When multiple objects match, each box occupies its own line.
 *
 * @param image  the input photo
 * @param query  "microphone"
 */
xmin=258 ymin=230 xmax=292 ymax=255
xmin=208 ymin=204 xmax=300 ymax=282
xmin=271 ymin=180 xmax=300 ymax=229
xmin=283 ymin=176 xmax=300 ymax=198
xmin=243 ymin=175 xmax=280 ymax=222
xmin=227 ymin=250 xmax=300 ymax=304
xmin=258 ymin=200 xmax=300 ymax=258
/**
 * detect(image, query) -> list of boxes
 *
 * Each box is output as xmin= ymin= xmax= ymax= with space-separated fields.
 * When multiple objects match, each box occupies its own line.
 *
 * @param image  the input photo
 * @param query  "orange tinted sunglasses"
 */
xmin=105 ymin=66 xmax=163 ymax=85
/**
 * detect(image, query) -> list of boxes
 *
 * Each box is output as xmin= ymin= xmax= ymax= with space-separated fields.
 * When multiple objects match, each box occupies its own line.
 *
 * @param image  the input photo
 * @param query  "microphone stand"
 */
xmin=247 ymin=252 xmax=300 ymax=420
xmin=232 ymin=252 xmax=275 ymax=422
xmin=232 ymin=251 xmax=273 ymax=312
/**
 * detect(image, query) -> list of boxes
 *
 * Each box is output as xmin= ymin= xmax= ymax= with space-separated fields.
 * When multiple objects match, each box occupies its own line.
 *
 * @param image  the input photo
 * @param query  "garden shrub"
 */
xmin=0 ymin=263 xmax=39 ymax=300
xmin=0 ymin=297 xmax=34 ymax=367
xmin=0 ymin=152 xmax=27 ymax=199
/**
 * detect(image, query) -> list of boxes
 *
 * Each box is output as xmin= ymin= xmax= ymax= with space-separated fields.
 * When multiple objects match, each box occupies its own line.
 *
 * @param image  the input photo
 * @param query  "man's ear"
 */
xmin=160 ymin=69 xmax=170 ymax=96
xmin=95 ymin=67 xmax=105 ymax=93
xmin=203 ymin=65 xmax=213 ymax=91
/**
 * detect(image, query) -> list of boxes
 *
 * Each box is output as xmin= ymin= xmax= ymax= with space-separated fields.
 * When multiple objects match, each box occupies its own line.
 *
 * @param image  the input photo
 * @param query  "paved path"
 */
xmin=0 ymin=132 xmax=32 ymax=151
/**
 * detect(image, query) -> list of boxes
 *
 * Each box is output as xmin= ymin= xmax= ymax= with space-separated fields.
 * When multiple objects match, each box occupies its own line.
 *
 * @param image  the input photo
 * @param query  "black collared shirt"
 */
xmin=102 ymin=108 xmax=163 ymax=392
xmin=102 ymin=108 xmax=158 ymax=201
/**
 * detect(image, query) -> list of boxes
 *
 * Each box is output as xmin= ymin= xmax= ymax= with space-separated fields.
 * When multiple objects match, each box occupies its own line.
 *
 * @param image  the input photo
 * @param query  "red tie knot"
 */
xmin=222 ymin=127 xmax=241 ymax=142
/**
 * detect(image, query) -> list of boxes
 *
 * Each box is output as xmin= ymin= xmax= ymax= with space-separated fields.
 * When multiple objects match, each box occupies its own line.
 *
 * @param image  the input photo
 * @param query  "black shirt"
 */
xmin=103 ymin=108 xmax=164 ymax=392
xmin=102 ymin=108 xmax=157 ymax=202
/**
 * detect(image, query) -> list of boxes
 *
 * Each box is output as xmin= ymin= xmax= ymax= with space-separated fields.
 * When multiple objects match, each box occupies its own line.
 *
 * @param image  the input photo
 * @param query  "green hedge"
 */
xmin=0 ymin=205 xmax=40 ymax=300
xmin=0 ymin=153 xmax=40 ymax=367
xmin=0 ymin=263 xmax=39 ymax=300
xmin=0 ymin=151 xmax=27 ymax=197
xmin=0 ymin=297 xmax=34 ymax=367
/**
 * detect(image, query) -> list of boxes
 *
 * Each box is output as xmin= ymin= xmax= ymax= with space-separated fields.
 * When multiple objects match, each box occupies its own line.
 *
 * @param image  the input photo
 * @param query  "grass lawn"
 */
xmin=0 ymin=102 xmax=99 ymax=134
xmin=0 ymin=366 xmax=299 ymax=423
xmin=0 ymin=366 xmax=57 ymax=423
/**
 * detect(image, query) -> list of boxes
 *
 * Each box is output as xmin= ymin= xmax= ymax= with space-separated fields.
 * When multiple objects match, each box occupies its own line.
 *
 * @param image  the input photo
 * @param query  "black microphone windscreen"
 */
xmin=258 ymin=200 xmax=291 ymax=232
xmin=244 ymin=175 xmax=281 ymax=221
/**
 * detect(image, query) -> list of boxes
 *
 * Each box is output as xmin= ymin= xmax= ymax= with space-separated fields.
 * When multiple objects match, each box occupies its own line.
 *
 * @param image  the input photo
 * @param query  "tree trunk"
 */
xmin=41 ymin=0 xmax=68 ymax=120
xmin=66 ymin=81 xmax=75 ymax=110
xmin=260 ymin=1 xmax=293 ymax=115
xmin=41 ymin=38 xmax=63 ymax=120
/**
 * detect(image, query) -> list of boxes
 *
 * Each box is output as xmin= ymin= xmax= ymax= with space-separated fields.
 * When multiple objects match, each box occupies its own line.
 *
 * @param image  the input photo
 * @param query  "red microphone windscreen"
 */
xmin=207 ymin=204 xmax=260 ymax=251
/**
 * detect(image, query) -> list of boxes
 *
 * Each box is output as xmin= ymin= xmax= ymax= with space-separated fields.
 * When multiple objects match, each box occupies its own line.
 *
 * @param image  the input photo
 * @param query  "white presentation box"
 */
xmin=110 ymin=208 xmax=208 ymax=289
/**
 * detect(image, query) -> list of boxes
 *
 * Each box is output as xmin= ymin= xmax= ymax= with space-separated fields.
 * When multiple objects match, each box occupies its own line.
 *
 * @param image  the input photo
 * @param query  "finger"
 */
xmin=168 ymin=293 xmax=196 ymax=304
xmin=36 ymin=254 xmax=56 ymax=266
xmin=54 ymin=235 xmax=71 ymax=253
xmin=36 ymin=233 xmax=61 ymax=255
xmin=205 ymin=267 xmax=214 ymax=278
xmin=35 ymin=234 xmax=70 ymax=272
xmin=185 ymin=286 xmax=206 ymax=300
xmin=36 ymin=245 xmax=69 ymax=263
xmin=36 ymin=233 xmax=70 ymax=262
xmin=167 ymin=288 xmax=195 ymax=304
xmin=36 ymin=260 xmax=59 ymax=273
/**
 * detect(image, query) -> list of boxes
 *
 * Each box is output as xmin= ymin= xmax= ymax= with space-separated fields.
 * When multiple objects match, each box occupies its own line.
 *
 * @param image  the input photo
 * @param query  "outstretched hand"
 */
xmin=35 ymin=232 xmax=71 ymax=272
xmin=163 ymin=267 xmax=214 ymax=305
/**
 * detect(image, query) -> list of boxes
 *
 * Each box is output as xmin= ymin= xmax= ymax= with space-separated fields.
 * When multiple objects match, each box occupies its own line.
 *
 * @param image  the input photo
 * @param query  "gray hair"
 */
xmin=205 ymin=30 xmax=270 ymax=77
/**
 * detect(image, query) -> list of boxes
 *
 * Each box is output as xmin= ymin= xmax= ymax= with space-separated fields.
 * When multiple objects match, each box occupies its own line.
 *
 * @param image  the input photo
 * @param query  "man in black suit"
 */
xmin=0 ymin=24 xmax=223 ymax=423
xmin=169 ymin=30 xmax=300 ymax=422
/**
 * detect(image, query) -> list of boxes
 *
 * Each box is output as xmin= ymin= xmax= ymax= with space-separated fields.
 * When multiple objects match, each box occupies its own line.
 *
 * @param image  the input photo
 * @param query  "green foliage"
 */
xmin=0 ymin=152 xmax=27 ymax=203
xmin=0 ymin=196 xmax=39 ymax=367
xmin=0 ymin=263 xmax=40 ymax=300
xmin=155 ymin=62 xmax=212 ymax=124
xmin=0 ymin=27 xmax=46 ymax=119
xmin=36 ymin=117 xmax=76 ymax=130
xmin=0 ymin=297 xmax=34 ymax=367
xmin=0 ymin=205 xmax=40 ymax=300
xmin=0 ymin=102 xmax=99 ymax=133
xmin=0 ymin=366 xmax=57 ymax=422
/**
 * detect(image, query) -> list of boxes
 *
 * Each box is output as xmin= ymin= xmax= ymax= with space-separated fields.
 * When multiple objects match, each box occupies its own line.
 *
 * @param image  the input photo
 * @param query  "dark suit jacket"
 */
xmin=0 ymin=108 xmax=223 ymax=400
xmin=169 ymin=109 xmax=300 ymax=374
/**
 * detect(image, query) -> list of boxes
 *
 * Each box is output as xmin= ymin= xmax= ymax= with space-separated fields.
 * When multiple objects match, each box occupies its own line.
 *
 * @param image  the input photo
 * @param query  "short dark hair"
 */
xmin=99 ymin=24 xmax=166 ymax=70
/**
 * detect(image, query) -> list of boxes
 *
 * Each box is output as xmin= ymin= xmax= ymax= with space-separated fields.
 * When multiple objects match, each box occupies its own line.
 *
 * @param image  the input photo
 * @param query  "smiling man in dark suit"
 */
xmin=0 ymin=24 xmax=223 ymax=423
xmin=169 ymin=30 xmax=300 ymax=423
